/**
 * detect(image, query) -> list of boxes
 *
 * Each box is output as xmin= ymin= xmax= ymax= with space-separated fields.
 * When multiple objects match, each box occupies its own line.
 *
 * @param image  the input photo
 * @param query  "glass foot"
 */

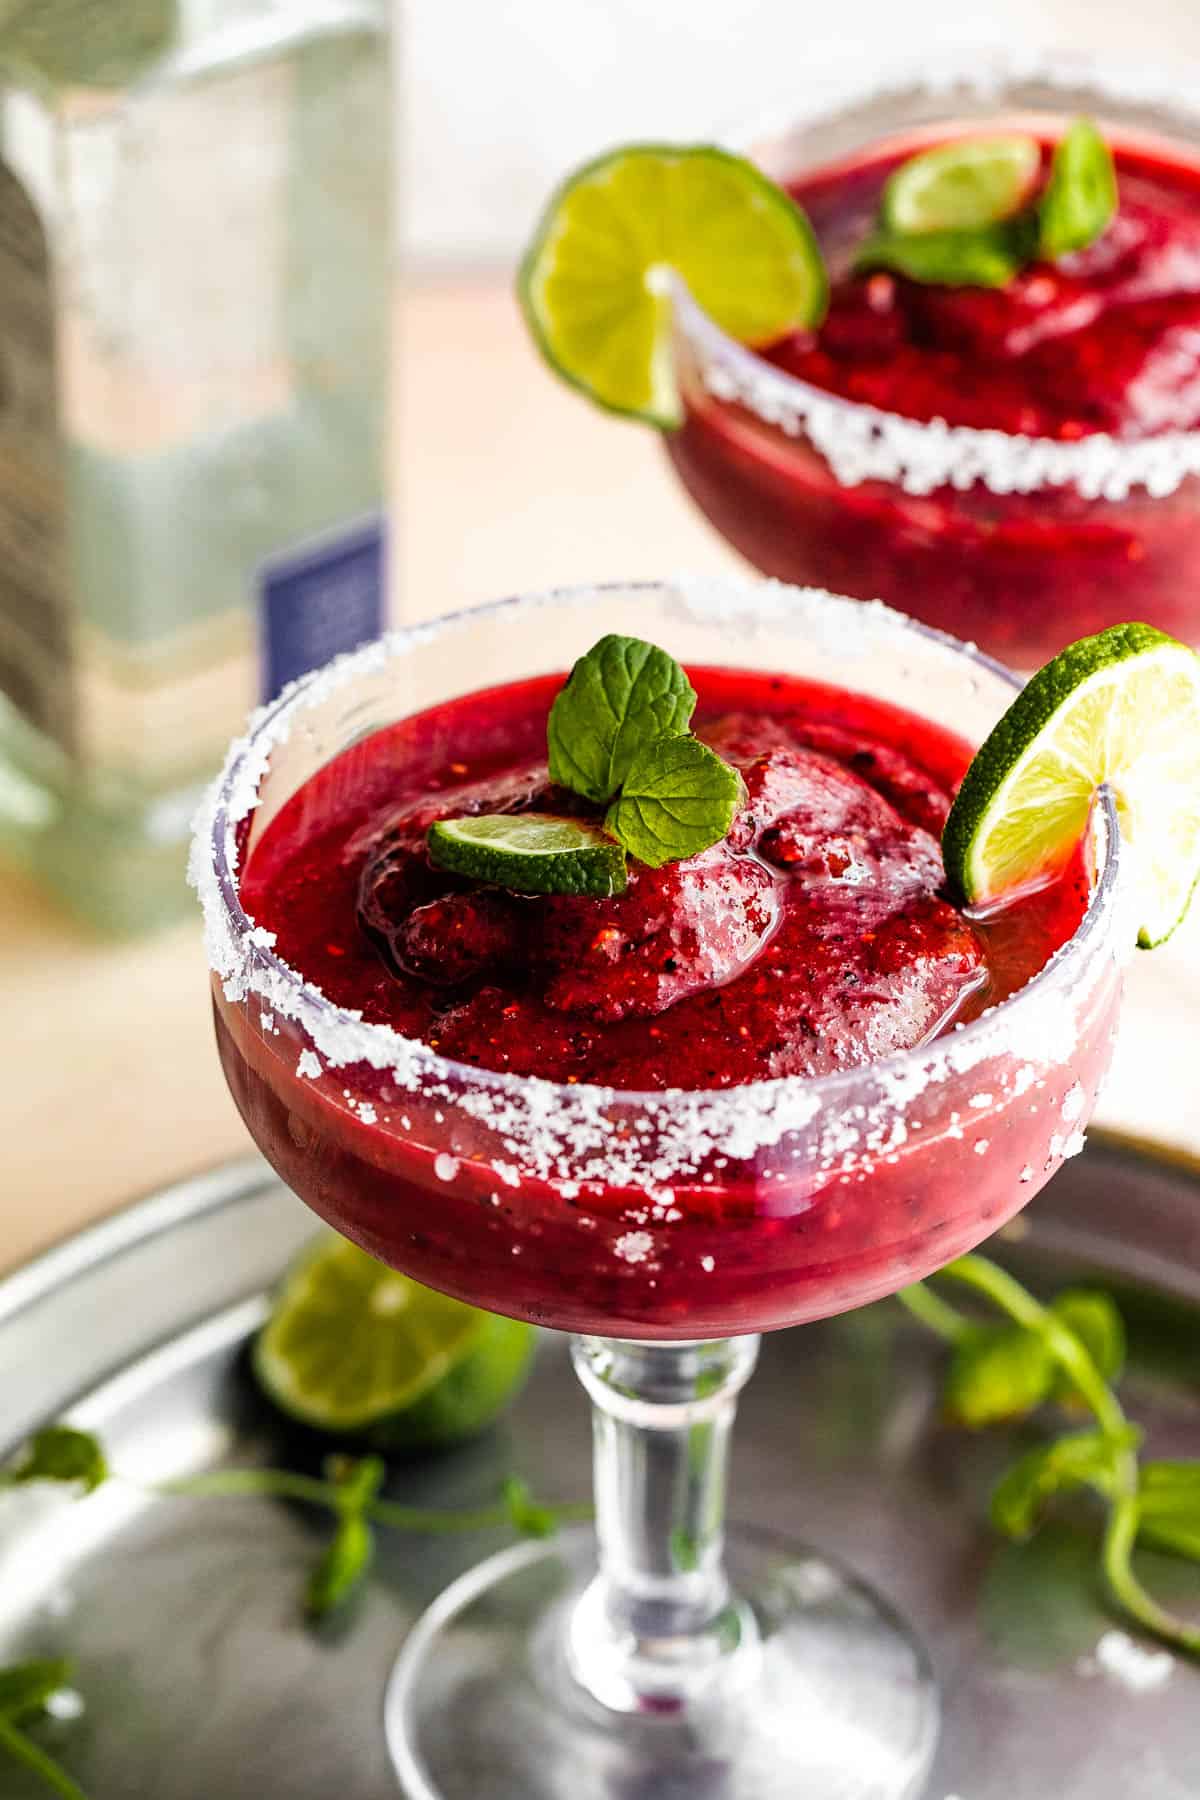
xmin=385 ymin=1524 xmax=938 ymax=1800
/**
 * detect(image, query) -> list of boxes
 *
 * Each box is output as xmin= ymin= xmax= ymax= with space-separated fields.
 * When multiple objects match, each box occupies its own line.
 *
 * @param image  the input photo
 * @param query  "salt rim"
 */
xmin=678 ymin=45 xmax=1200 ymax=500
xmin=189 ymin=574 xmax=1123 ymax=1189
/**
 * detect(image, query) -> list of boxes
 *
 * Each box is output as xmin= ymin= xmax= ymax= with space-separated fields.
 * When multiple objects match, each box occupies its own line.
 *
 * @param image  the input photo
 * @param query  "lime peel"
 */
xmin=518 ymin=143 xmax=827 ymax=428
xmin=254 ymin=1236 xmax=535 ymax=1441
xmin=942 ymin=623 xmax=1200 ymax=949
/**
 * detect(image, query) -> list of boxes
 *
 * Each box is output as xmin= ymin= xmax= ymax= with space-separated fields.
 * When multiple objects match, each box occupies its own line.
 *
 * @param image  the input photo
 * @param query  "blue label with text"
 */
xmin=259 ymin=516 xmax=385 ymax=701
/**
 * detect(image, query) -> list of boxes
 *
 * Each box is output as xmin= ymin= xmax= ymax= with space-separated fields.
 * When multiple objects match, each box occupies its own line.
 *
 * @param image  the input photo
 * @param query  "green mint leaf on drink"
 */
xmin=606 ymin=733 xmax=746 ymax=868
xmin=429 ymin=635 xmax=746 ymax=891
xmin=990 ymin=1427 xmax=1136 ymax=1540
xmin=1136 ymin=1462 xmax=1200 ymax=1562
xmin=0 ymin=1660 xmax=75 ymax=1726
xmin=548 ymin=634 xmax=697 ymax=804
xmin=942 ymin=1323 xmax=1055 ymax=1428
xmin=854 ymin=217 xmax=1034 ymax=289
xmin=6 ymin=1427 xmax=107 ymax=1494
xmin=427 ymin=815 xmax=627 ymax=898
xmin=1039 ymin=116 xmax=1118 ymax=259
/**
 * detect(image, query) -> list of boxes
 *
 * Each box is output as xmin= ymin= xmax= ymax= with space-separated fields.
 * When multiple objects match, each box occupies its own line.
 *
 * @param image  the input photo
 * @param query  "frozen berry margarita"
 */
xmin=668 ymin=121 xmax=1200 ymax=663
xmin=199 ymin=583 xmax=1127 ymax=1340
xmin=519 ymin=65 xmax=1200 ymax=666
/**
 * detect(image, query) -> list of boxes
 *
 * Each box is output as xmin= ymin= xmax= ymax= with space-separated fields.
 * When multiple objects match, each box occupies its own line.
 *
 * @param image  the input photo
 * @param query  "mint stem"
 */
xmin=930 ymin=1253 xmax=1200 ymax=1657
xmin=154 ymin=1467 xmax=590 ymax=1535
xmin=896 ymin=1281 xmax=971 ymax=1342
xmin=936 ymin=1255 xmax=1127 ymax=1434
xmin=0 ymin=1717 xmax=87 ymax=1800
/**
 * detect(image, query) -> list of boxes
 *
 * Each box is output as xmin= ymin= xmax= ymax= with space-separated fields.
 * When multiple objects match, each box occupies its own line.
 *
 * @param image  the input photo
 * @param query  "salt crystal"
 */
xmin=434 ymin=1153 xmax=459 ymax=1182
xmin=1078 ymin=1629 xmax=1174 ymax=1693
xmin=614 ymin=1231 xmax=654 ymax=1265
xmin=296 ymin=1049 xmax=321 ymax=1080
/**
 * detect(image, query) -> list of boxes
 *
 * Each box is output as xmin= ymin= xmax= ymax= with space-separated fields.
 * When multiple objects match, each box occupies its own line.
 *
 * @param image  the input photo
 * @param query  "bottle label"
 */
xmin=0 ymin=159 xmax=73 ymax=752
xmin=259 ymin=515 xmax=386 ymax=703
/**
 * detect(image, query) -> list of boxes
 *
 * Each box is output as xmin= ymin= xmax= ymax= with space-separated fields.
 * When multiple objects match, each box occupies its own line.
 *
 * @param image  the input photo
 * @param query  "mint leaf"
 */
xmin=1137 ymin=1462 xmax=1200 ymax=1562
xmin=1049 ymin=1289 xmax=1125 ymax=1407
xmin=502 ymin=1476 xmax=560 ymax=1539
xmin=606 ymin=734 xmax=745 ymax=867
xmin=305 ymin=1455 xmax=384 ymax=1618
xmin=854 ymin=216 xmax=1034 ymax=288
xmin=306 ymin=1514 xmax=374 ymax=1618
xmin=7 ymin=1427 xmax=107 ymax=1494
xmin=548 ymin=635 xmax=696 ymax=805
xmin=991 ymin=1427 xmax=1137 ymax=1539
xmin=943 ymin=1323 xmax=1054 ymax=1428
xmin=1039 ymin=117 xmax=1117 ymax=259
xmin=0 ymin=1660 xmax=73 ymax=1725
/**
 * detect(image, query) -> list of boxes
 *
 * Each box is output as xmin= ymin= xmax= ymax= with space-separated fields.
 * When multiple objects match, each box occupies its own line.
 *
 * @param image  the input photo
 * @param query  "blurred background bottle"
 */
xmin=0 ymin=0 xmax=392 ymax=931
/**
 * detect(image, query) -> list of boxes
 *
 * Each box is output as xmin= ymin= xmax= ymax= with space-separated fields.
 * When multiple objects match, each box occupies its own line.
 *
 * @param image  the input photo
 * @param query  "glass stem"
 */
xmin=566 ymin=1334 xmax=761 ymax=1715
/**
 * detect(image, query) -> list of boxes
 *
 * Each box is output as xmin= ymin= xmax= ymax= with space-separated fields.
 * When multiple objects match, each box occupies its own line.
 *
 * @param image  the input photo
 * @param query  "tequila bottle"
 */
xmin=0 ymin=0 xmax=392 ymax=930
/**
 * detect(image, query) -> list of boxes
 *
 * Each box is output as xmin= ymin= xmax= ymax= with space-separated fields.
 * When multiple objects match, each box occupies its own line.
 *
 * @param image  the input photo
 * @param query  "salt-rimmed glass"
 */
xmin=193 ymin=575 xmax=1125 ymax=1800
xmin=666 ymin=48 xmax=1200 ymax=667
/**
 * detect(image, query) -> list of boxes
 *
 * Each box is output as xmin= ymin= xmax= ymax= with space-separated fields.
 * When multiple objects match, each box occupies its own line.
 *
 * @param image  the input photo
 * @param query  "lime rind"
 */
xmin=942 ymin=623 xmax=1200 ymax=949
xmin=427 ymin=813 xmax=628 ymax=897
xmin=254 ymin=1237 xmax=494 ymax=1433
xmin=518 ymin=143 xmax=828 ymax=428
xmin=882 ymin=134 xmax=1041 ymax=234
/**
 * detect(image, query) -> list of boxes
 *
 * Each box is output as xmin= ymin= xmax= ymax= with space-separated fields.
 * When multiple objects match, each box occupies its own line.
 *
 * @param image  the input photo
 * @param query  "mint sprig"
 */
xmin=855 ymin=217 xmax=1034 ymax=289
xmin=0 ymin=1427 xmax=591 ymax=1799
xmin=548 ymin=634 xmax=697 ymax=805
xmin=901 ymin=1254 xmax=1200 ymax=1658
xmin=860 ymin=117 xmax=1117 ymax=288
xmin=606 ymin=732 xmax=746 ymax=867
xmin=1039 ymin=116 xmax=1118 ymax=259
xmin=428 ymin=634 xmax=744 ymax=893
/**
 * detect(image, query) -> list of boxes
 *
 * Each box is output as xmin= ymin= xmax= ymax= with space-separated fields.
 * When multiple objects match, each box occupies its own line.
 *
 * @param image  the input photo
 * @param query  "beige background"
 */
xmin=2 ymin=279 xmax=1198 ymax=1275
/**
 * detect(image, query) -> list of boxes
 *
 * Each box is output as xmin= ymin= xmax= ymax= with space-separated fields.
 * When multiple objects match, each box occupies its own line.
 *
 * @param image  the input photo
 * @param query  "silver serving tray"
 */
xmin=1 ymin=1140 xmax=1199 ymax=1799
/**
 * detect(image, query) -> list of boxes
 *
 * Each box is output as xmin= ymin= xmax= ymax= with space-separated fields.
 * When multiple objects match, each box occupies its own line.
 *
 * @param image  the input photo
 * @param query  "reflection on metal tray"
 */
xmin=0 ymin=1138 xmax=1198 ymax=1799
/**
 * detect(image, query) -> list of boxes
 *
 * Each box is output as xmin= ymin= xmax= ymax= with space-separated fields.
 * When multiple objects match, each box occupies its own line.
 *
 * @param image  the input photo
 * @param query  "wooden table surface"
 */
xmin=2 ymin=278 xmax=1198 ymax=1276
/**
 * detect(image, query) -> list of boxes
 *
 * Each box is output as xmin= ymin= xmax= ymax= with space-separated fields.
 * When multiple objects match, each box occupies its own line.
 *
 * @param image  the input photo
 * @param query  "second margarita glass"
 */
xmin=193 ymin=576 xmax=1125 ymax=1799
xmin=666 ymin=51 xmax=1200 ymax=665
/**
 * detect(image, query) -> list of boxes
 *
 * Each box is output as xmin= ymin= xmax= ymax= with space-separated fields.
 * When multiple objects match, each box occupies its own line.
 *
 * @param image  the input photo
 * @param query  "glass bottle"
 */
xmin=0 ymin=0 xmax=392 ymax=929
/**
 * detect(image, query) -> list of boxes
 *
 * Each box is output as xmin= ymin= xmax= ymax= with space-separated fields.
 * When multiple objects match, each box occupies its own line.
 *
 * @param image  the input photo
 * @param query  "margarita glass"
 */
xmin=666 ymin=52 xmax=1200 ymax=665
xmin=193 ymin=576 xmax=1125 ymax=1799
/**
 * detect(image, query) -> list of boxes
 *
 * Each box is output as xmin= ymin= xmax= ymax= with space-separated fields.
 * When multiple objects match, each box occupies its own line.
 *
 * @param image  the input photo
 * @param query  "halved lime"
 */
xmin=518 ymin=143 xmax=827 ymax=428
xmin=254 ymin=1235 xmax=535 ymax=1442
xmin=942 ymin=623 xmax=1200 ymax=948
xmin=427 ymin=813 xmax=627 ymax=896
xmin=882 ymin=134 xmax=1041 ymax=234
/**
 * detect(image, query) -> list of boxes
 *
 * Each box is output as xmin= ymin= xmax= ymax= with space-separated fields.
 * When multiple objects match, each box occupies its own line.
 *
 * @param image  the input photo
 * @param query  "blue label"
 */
xmin=259 ymin=515 xmax=385 ymax=701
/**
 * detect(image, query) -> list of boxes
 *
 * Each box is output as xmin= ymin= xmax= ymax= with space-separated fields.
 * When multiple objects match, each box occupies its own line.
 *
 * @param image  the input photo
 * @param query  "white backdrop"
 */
xmin=404 ymin=0 xmax=1200 ymax=268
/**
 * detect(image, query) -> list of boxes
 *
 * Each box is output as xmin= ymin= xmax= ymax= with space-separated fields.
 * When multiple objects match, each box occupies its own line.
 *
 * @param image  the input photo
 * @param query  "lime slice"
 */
xmin=883 ymin=134 xmax=1041 ymax=234
xmin=942 ymin=623 xmax=1200 ymax=948
xmin=427 ymin=813 xmax=627 ymax=896
xmin=254 ymin=1235 xmax=535 ymax=1441
xmin=518 ymin=143 xmax=828 ymax=428
xmin=1039 ymin=116 xmax=1118 ymax=260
